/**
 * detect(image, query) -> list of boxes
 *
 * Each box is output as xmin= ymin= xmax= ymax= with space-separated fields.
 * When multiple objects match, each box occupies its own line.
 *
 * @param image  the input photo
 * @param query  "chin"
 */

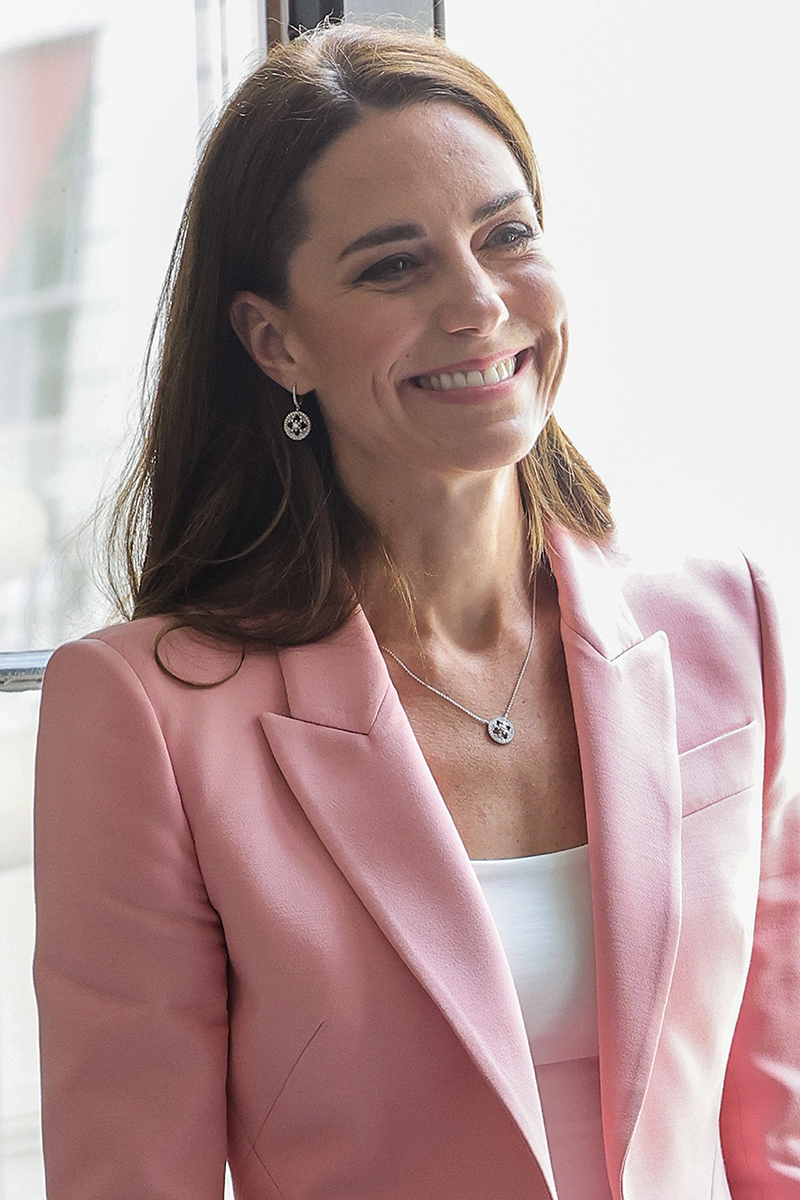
xmin=430 ymin=426 xmax=542 ymax=476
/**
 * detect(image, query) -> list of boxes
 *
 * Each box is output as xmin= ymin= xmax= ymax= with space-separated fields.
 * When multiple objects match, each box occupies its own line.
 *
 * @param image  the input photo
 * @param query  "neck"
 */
xmin=354 ymin=464 xmax=534 ymax=654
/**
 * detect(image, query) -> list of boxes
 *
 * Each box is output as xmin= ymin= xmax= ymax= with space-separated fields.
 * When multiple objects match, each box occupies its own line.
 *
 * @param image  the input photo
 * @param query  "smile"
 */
xmin=412 ymin=352 xmax=525 ymax=391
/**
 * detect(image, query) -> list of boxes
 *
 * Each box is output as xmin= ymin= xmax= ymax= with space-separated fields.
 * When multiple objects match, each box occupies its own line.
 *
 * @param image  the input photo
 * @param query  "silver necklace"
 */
xmin=381 ymin=576 xmax=537 ymax=746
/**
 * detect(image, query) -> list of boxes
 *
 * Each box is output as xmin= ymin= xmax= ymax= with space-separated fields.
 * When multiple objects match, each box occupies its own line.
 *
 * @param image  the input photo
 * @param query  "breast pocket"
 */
xmin=678 ymin=720 xmax=761 ymax=818
xmin=676 ymin=720 xmax=764 ymax=997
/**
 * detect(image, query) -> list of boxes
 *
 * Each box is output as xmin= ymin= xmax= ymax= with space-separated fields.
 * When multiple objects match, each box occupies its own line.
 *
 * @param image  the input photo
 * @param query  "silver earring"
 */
xmin=283 ymin=385 xmax=312 ymax=441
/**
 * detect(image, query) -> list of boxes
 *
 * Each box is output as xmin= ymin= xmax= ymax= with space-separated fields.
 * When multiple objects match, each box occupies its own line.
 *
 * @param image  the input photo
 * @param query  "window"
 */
xmin=0 ymin=4 xmax=263 ymax=1193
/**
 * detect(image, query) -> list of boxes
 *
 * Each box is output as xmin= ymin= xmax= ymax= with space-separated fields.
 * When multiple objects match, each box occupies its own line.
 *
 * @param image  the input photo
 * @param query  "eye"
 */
xmin=358 ymin=253 xmax=419 ymax=283
xmin=484 ymin=221 xmax=538 ymax=249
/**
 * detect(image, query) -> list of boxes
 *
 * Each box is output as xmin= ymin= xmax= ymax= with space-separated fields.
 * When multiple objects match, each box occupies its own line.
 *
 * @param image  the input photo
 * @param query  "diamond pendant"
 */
xmin=487 ymin=716 xmax=515 ymax=745
xmin=284 ymin=410 xmax=312 ymax=440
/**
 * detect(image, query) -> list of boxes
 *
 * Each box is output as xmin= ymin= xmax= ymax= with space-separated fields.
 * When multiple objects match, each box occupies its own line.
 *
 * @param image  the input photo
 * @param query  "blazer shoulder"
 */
xmin=603 ymin=532 xmax=761 ymax=641
xmin=45 ymin=617 xmax=288 ymax=720
xmin=602 ymin=535 xmax=774 ymax=750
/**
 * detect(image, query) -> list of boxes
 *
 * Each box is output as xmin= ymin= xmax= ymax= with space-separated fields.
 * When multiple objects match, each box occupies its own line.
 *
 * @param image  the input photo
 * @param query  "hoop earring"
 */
xmin=283 ymin=384 xmax=312 ymax=441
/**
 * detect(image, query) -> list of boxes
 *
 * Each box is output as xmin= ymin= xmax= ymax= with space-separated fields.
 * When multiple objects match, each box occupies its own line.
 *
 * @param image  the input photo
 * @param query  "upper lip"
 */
xmin=408 ymin=348 xmax=526 ymax=381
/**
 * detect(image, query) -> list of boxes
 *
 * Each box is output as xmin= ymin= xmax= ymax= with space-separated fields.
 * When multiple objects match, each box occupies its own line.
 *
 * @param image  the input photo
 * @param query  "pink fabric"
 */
xmin=33 ymin=527 xmax=800 ymax=1199
xmin=471 ymin=846 xmax=611 ymax=1196
xmin=537 ymin=1057 xmax=613 ymax=1200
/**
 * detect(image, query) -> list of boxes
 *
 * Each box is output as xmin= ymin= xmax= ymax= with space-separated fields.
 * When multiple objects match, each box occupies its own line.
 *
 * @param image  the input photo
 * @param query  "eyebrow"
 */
xmin=337 ymin=189 xmax=533 ymax=262
xmin=338 ymin=223 xmax=424 ymax=261
xmin=473 ymin=189 xmax=531 ymax=222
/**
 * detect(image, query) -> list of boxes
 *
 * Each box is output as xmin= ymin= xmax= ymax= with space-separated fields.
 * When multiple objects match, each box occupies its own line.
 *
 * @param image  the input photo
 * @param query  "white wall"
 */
xmin=446 ymin=0 xmax=800 ymax=742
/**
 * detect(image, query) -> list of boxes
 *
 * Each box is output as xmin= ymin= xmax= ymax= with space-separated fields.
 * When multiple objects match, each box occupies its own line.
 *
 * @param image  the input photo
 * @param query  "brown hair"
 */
xmin=107 ymin=22 xmax=612 ymax=647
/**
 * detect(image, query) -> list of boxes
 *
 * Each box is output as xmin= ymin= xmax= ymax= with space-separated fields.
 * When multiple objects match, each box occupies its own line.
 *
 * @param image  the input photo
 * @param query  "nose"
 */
xmin=435 ymin=255 xmax=509 ymax=337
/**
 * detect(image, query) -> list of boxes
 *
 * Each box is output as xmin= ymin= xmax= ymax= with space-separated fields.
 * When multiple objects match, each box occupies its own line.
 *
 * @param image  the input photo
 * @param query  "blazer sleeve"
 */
xmin=33 ymin=636 xmax=229 ymax=1200
xmin=720 ymin=561 xmax=800 ymax=1196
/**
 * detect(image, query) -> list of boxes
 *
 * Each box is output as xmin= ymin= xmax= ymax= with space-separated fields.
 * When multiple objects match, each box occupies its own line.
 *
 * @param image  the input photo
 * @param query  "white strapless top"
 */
xmin=470 ymin=843 xmax=598 ymax=1065
xmin=470 ymin=844 xmax=612 ymax=1199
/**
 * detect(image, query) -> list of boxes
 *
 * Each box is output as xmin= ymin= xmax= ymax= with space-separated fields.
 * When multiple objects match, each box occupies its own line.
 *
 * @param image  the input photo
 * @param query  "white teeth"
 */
xmin=415 ymin=354 xmax=517 ymax=391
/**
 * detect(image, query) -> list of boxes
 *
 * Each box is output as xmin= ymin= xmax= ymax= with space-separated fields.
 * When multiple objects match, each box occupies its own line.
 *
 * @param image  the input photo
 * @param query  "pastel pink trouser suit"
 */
xmin=34 ymin=526 xmax=800 ymax=1198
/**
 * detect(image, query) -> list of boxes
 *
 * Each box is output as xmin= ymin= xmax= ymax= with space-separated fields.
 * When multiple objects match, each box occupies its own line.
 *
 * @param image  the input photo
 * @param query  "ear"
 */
xmin=229 ymin=291 xmax=314 ymax=393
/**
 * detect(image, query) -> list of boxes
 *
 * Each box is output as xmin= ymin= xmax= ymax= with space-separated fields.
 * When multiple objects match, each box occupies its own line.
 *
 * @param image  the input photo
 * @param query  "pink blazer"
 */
xmin=33 ymin=525 xmax=800 ymax=1200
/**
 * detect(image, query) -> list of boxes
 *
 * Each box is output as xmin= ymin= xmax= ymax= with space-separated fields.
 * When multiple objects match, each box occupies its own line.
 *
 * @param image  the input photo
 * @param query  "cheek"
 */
xmin=516 ymin=264 xmax=567 ymax=326
xmin=301 ymin=304 xmax=421 ymax=397
xmin=292 ymin=309 xmax=350 ymax=375
xmin=293 ymin=303 xmax=397 ymax=380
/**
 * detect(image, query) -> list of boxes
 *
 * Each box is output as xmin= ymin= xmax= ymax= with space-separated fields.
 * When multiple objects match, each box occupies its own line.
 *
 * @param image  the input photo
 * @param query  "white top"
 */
xmin=470 ymin=843 xmax=599 ymax=1065
xmin=470 ymin=844 xmax=612 ymax=1199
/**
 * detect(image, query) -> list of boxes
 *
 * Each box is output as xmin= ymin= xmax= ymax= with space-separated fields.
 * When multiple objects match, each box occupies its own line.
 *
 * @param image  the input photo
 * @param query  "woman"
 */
xmin=33 ymin=23 xmax=799 ymax=1200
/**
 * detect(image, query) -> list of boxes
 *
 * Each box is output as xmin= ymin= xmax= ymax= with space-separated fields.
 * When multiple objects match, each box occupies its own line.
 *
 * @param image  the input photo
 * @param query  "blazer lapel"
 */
xmin=259 ymin=524 xmax=683 ymax=1196
xmin=546 ymin=526 xmax=683 ymax=1190
xmin=260 ymin=611 xmax=557 ymax=1196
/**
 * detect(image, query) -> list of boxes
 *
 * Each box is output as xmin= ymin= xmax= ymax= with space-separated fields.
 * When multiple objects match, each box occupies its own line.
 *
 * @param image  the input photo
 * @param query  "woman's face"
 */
xmin=267 ymin=102 xmax=568 ymax=486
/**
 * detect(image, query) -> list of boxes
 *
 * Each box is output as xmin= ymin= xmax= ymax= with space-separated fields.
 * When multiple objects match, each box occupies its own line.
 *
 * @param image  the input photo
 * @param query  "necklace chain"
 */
xmin=381 ymin=575 xmax=537 ymax=746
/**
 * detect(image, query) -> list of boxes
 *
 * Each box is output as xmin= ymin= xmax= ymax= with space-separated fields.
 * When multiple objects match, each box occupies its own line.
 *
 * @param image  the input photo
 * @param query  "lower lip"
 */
xmin=408 ymin=350 xmax=531 ymax=405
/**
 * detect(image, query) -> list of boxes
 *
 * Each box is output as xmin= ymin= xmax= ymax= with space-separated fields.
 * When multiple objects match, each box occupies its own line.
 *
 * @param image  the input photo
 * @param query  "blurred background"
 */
xmin=0 ymin=0 xmax=797 ymax=1194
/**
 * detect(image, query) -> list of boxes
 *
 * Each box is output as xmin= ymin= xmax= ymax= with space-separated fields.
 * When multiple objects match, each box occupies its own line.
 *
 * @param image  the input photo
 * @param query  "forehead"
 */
xmin=297 ymin=102 xmax=529 ymax=243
